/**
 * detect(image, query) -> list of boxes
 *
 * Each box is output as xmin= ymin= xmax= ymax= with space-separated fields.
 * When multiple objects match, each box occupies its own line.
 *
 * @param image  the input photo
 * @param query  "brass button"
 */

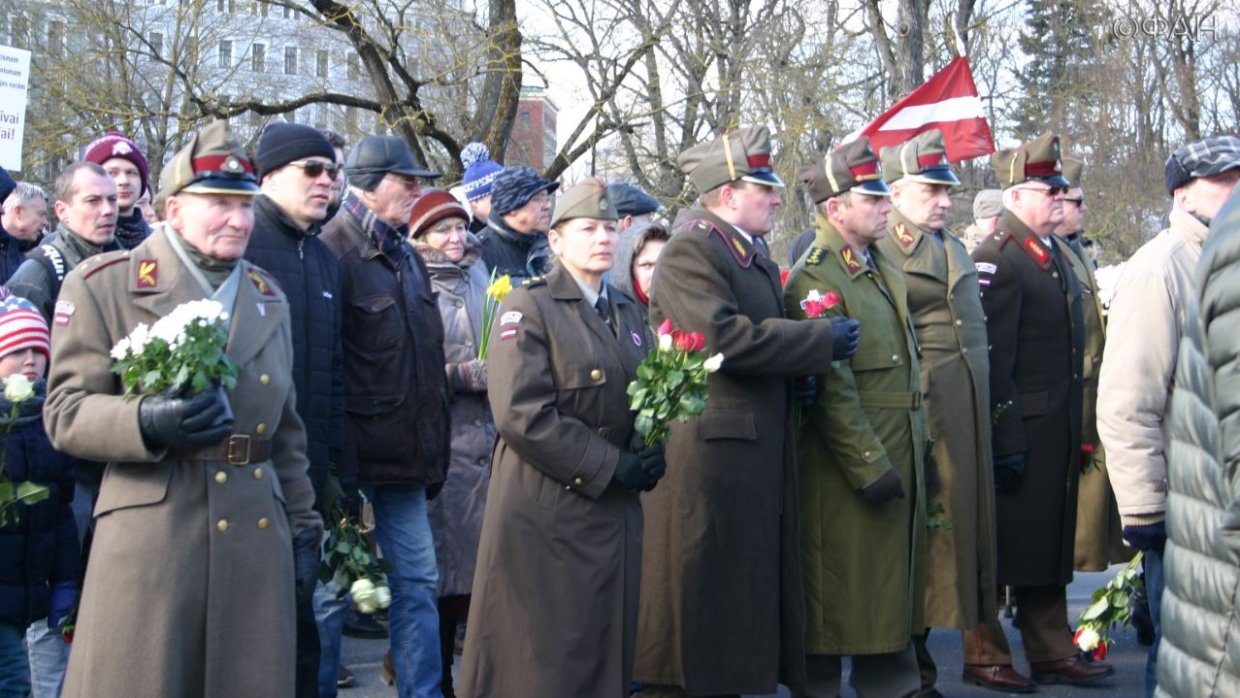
xmin=256 ymin=423 xmax=266 ymax=435
xmin=1052 ymin=272 xmax=1059 ymax=279
xmin=252 ymin=467 xmax=264 ymax=480
xmin=260 ymin=373 xmax=270 ymax=385
xmin=573 ymin=477 xmax=584 ymax=486
xmin=955 ymin=319 xmax=963 ymax=326
xmin=257 ymin=517 xmax=270 ymax=530
xmin=217 ymin=519 xmax=229 ymax=532
xmin=589 ymin=369 xmax=603 ymax=382
xmin=863 ymin=450 xmax=872 ymax=458
xmin=891 ymin=354 xmax=899 ymax=362
xmin=215 ymin=471 xmax=228 ymax=484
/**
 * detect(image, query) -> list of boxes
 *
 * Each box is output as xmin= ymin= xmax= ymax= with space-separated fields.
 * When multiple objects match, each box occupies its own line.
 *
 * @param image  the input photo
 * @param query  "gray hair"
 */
xmin=3 ymin=181 xmax=47 ymax=208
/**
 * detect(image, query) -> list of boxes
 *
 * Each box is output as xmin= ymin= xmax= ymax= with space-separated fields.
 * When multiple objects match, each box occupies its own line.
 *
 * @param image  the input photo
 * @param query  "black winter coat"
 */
xmin=0 ymin=228 xmax=29 ymax=285
xmin=245 ymin=195 xmax=346 ymax=502
xmin=321 ymin=205 xmax=450 ymax=489
xmin=478 ymin=215 xmax=552 ymax=285
xmin=0 ymin=393 xmax=79 ymax=627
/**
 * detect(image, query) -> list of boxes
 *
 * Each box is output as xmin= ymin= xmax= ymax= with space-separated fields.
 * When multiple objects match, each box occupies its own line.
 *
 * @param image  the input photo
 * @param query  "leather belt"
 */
xmin=857 ymin=390 xmax=923 ymax=410
xmin=184 ymin=435 xmax=274 ymax=465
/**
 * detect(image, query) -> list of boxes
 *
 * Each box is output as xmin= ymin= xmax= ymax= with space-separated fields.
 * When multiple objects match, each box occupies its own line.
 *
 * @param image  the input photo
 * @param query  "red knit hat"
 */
xmin=0 ymin=293 xmax=50 ymax=360
xmin=409 ymin=189 xmax=469 ymax=238
xmin=83 ymin=131 xmax=151 ymax=198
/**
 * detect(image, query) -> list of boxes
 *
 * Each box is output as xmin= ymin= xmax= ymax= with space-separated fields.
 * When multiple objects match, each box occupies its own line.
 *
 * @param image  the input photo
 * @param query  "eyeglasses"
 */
xmin=386 ymin=174 xmax=424 ymax=192
xmin=1063 ymin=196 xmax=1085 ymax=206
xmin=288 ymin=160 xmax=342 ymax=179
xmin=1017 ymin=184 xmax=1068 ymax=198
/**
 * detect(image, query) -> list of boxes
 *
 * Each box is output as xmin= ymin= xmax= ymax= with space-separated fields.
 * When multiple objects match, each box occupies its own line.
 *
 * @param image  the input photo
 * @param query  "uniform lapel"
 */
xmin=130 ymin=227 xmax=211 ymax=318
xmin=548 ymin=266 xmax=620 ymax=356
xmin=225 ymin=263 xmax=287 ymax=367
xmin=943 ymin=232 xmax=977 ymax=295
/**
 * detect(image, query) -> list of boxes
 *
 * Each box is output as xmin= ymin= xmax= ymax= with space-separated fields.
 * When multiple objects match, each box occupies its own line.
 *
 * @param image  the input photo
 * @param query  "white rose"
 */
xmin=4 ymin=374 xmax=35 ymax=403
xmin=374 ymin=585 xmax=392 ymax=610
xmin=350 ymin=577 xmax=376 ymax=605
xmin=355 ymin=600 xmax=377 ymax=615
xmin=110 ymin=337 xmax=131 ymax=361
xmin=658 ymin=333 xmax=673 ymax=351
xmin=702 ymin=353 xmax=724 ymax=372
xmin=1074 ymin=626 xmax=1101 ymax=651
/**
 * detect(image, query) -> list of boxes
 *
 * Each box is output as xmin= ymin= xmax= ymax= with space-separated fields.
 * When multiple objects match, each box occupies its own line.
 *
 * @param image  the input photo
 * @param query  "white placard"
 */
xmin=0 ymin=45 xmax=31 ymax=172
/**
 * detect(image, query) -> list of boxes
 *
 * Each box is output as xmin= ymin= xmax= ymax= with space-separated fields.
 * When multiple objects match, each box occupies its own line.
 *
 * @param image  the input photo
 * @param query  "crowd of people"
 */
xmin=0 ymin=114 xmax=1237 ymax=698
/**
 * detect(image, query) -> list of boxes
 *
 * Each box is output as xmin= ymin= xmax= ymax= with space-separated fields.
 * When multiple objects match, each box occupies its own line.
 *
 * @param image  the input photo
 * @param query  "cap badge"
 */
xmin=599 ymin=199 xmax=609 ymax=211
xmin=224 ymin=156 xmax=242 ymax=173
xmin=112 ymin=142 xmax=133 ymax=156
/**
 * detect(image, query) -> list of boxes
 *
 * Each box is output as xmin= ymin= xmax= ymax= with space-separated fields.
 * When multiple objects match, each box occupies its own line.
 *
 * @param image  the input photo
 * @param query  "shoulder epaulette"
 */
xmin=81 ymin=251 xmax=131 ymax=279
xmin=523 ymin=276 xmax=546 ymax=287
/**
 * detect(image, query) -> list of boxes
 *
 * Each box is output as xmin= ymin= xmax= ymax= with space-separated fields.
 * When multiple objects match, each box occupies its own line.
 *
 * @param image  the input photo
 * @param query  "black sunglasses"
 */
xmin=1063 ymin=196 xmax=1085 ymax=206
xmin=289 ymin=160 xmax=342 ymax=179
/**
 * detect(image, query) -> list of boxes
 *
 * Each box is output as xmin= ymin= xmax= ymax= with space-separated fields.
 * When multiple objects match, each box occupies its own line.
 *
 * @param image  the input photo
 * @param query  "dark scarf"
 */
xmin=114 ymin=209 xmax=151 ymax=250
xmin=343 ymin=191 xmax=409 ymax=264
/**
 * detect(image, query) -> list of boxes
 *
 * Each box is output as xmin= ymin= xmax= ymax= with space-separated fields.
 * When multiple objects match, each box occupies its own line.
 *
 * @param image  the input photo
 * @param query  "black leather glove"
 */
xmin=292 ymin=527 xmax=320 ymax=606
xmin=612 ymin=451 xmax=657 ymax=492
xmin=993 ymin=453 xmax=1027 ymax=495
xmin=638 ymin=442 xmax=666 ymax=484
xmin=830 ymin=317 xmax=861 ymax=360
xmin=1122 ymin=521 xmax=1167 ymax=552
xmin=795 ymin=375 xmax=819 ymax=407
xmin=860 ymin=469 xmax=905 ymax=505
xmin=138 ymin=389 xmax=234 ymax=453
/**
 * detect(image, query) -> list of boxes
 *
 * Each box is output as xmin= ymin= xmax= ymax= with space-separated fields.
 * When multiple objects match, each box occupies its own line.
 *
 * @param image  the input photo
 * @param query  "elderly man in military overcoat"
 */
xmin=633 ymin=126 xmax=859 ymax=698
xmin=785 ymin=138 xmax=927 ymax=698
xmin=966 ymin=133 xmax=1112 ymax=688
xmin=46 ymin=121 xmax=322 ymax=698
xmin=874 ymin=129 xmax=1000 ymax=696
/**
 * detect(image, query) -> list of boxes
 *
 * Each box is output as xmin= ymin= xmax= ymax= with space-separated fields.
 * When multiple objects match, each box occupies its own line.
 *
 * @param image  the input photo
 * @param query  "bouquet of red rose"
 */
xmin=627 ymin=319 xmax=723 ymax=448
xmin=1074 ymin=551 xmax=1144 ymax=659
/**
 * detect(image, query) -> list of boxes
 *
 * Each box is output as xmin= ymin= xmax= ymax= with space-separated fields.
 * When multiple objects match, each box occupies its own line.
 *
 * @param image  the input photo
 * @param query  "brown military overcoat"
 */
xmin=972 ymin=212 xmax=1085 ymax=587
xmin=635 ymin=209 xmax=836 ymax=696
xmin=458 ymin=264 xmax=650 ymax=698
xmin=875 ymin=210 xmax=998 ymax=630
xmin=46 ymin=226 xmax=320 ymax=698
xmin=1056 ymin=237 xmax=1131 ymax=570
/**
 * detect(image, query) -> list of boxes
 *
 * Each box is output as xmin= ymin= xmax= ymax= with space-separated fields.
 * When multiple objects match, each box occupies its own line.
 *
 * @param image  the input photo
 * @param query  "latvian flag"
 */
xmin=844 ymin=56 xmax=995 ymax=162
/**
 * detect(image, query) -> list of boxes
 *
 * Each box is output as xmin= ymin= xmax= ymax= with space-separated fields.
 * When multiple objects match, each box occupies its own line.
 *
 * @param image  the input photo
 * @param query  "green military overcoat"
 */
xmin=1057 ymin=237 xmax=1131 ymax=570
xmin=46 ymin=227 xmax=321 ymax=698
xmin=785 ymin=217 xmax=927 ymax=655
xmin=875 ymin=210 xmax=998 ymax=630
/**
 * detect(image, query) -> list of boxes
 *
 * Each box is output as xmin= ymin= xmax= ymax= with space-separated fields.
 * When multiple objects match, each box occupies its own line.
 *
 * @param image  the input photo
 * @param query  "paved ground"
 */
xmin=338 ymin=566 xmax=1147 ymax=697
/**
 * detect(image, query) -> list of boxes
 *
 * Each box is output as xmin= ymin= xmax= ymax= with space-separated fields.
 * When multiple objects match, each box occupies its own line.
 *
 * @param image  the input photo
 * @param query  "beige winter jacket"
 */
xmin=1096 ymin=207 xmax=1209 ymax=526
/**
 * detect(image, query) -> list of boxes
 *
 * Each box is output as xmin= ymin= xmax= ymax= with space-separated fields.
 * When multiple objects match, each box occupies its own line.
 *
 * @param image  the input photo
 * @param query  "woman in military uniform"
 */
xmin=458 ymin=179 xmax=664 ymax=698
xmin=44 ymin=122 xmax=321 ymax=698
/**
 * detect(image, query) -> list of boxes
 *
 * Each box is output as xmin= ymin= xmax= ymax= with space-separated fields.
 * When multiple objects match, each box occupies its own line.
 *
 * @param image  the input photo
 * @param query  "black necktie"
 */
xmin=595 ymin=296 xmax=615 ymax=336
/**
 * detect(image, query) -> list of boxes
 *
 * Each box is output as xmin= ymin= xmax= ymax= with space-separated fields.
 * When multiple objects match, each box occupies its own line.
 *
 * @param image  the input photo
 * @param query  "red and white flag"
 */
xmin=844 ymin=56 xmax=995 ymax=162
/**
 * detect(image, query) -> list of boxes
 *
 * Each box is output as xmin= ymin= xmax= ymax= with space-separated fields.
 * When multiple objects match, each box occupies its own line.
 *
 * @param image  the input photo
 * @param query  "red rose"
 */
xmin=803 ymin=299 xmax=825 ymax=318
xmin=1093 ymin=641 xmax=1108 ymax=661
xmin=689 ymin=332 xmax=706 ymax=352
xmin=672 ymin=330 xmax=693 ymax=352
xmin=780 ymin=269 xmax=790 ymax=287
xmin=823 ymin=291 xmax=842 ymax=308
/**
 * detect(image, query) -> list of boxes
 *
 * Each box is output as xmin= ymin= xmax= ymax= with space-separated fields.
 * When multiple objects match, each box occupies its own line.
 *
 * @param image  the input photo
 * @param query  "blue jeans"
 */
xmin=0 ymin=622 xmax=30 ymax=698
xmin=365 ymin=485 xmax=442 ymax=698
xmin=25 ymin=618 xmax=68 ymax=698
xmin=314 ymin=579 xmax=350 ymax=698
xmin=1144 ymin=548 xmax=1164 ymax=698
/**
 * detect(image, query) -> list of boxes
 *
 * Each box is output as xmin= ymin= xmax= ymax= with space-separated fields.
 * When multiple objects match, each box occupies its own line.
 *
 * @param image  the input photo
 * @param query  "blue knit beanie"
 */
xmin=490 ymin=166 xmax=560 ymax=216
xmin=460 ymin=143 xmax=503 ymax=201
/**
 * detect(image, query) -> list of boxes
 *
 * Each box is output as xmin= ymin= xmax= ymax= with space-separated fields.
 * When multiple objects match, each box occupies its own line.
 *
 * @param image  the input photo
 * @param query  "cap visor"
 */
xmin=180 ymin=180 xmax=260 ymax=196
xmin=851 ymin=180 xmax=892 ymax=196
xmin=741 ymin=170 xmax=786 ymax=188
xmin=909 ymin=168 xmax=961 ymax=186
xmin=1030 ymin=174 xmax=1070 ymax=187
xmin=392 ymin=166 xmax=443 ymax=180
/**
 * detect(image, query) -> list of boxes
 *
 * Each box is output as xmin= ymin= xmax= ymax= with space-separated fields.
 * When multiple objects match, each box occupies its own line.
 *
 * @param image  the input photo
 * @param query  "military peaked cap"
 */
xmin=159 ymin=120 xmax=259 ymax=198
xmin=678 ymin=126 xmax=785 ymax=194
xmin=799 ymin=137 xmax=890 ymax=203
xmin=550 ymin=178 xmax=618 ymax=228
xmin=991 ymin=132 xmax=1069 ymax=189
xmin=880 ymin=129 xmax=961 ymax=186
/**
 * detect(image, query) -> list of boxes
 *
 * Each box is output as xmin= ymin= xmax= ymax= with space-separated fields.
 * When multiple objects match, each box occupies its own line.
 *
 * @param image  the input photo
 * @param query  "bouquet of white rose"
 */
xmin=319 ymin=506 xmax=392 ymax=614
xmin=110 ymin=300 xmax=240 ymax=397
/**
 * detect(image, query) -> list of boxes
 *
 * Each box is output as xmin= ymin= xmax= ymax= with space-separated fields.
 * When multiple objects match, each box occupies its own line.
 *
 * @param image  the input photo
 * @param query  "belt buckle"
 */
xmin=226 ymin=435 xmax=251 ymax=466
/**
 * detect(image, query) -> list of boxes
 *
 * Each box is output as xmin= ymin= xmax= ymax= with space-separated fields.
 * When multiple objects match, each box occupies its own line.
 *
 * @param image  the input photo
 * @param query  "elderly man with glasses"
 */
xmin=321 ymin=135 xmax=451 ymax=698
xmin=966 ymin=133 xmax=1113 ymax=690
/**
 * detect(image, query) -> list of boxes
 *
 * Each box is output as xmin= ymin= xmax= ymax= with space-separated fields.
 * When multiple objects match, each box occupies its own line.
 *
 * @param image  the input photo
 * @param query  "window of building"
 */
xmin=284 ymin=46 xmax=297 ymax=75
xmin=283 ymin=6 xmax=296 ymax=19
xmin=315 ymin=104 xmax=328 ymax=129
xmin=316 ymin=50 xmax=328 ymax=78
xmin=218 ymin=40 xmax=233 ymax=68
xmin=251 ymin=42 xmax=265 ymax=72
xmin=149 ymin=32 xmax=164 ymax=58
xmin=347 ymin=53 xmax=360 ymax=80
xmin=47 ymin=20 xmax=64 ymax=57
